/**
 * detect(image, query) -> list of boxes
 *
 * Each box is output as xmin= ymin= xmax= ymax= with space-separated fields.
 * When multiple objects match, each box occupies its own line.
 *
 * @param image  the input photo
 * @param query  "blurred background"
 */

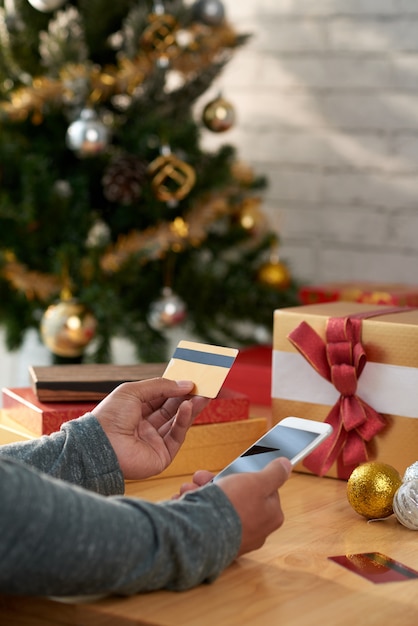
xmin=2 ymin=0 xmax=418 ymax=390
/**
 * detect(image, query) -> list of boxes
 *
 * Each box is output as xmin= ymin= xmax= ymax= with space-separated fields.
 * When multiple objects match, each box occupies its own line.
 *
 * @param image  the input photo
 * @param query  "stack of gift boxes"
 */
xmin=0 ymin=362 xmax=268 ymax=478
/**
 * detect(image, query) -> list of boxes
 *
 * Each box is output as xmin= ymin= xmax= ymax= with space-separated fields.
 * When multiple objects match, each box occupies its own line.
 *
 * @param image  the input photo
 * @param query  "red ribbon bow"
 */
xmin=287 ymin=316 xmax=386 ymax=479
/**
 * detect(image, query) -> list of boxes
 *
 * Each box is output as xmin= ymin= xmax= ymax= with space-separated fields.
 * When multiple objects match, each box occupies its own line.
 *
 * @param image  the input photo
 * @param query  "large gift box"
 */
xmin=156 ymin=417 xmax=267 ymax=478
xmin=0 ymin=411 xmax=35 ymax=444
xmin=272 ymin=302 xmax=418 ymax=479
xmin=299 ymin=281 xmax=418 ymax=307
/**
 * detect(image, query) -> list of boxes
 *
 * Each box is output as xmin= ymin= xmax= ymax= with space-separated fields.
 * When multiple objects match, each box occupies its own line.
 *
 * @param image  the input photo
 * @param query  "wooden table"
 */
xmin=2 ymin=470 xmax=418 ymax=625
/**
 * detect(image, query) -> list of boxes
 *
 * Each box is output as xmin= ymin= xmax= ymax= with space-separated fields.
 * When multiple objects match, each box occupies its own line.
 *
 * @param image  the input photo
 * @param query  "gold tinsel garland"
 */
xmin=1 ymin=255 xmax=61 ymax=301
xmin=0 ymin=24 xmax=239 ymax=122
xmin=1 ymin=186 xmax=262 ymax=300
xmin=100 ymin=190 xmax=239 ymax=273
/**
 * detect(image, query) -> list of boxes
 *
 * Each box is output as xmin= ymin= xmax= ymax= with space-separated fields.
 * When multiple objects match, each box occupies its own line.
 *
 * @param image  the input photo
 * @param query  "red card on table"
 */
xmin=329 ymin=552 xmax=418 ymax=583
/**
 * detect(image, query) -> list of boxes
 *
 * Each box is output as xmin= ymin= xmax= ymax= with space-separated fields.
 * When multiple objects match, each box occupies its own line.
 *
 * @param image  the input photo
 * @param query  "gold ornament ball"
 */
xmin=238 ymin=201 xmax=267 ymax=235
xmin=257 ymin=260 xmax=291 ymax=290
xmin=347 ymin=462 xmax=402 ymax=519
xmin=202 ymin=96 xmax=236 ymax=132
xmin=41 ymin=299 xmax=97 ymax=358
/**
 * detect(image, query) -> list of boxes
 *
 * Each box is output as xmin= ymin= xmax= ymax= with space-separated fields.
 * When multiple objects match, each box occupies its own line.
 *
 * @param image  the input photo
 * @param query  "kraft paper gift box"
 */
xmin=272 ymin=302 xmax=418 ymax=479
xmin=0 ymin=411 xmax=35 ymax=443
xmin=299 ymin=281 xmax=418 ymax=307
xmin=154 ymin=417 xmax=267 ymax=478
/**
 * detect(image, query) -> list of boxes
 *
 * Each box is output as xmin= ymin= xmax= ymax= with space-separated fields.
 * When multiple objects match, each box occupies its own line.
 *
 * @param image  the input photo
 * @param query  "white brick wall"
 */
xmin=206 ymin=0 xmax=418 ymax=284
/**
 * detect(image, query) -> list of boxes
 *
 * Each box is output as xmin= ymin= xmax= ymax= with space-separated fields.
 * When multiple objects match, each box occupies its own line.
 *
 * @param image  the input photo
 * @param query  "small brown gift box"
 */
xmin=29 ymin=363 xmax=167 ymax=402
xmin=272 ymin=302 xmax=418 ymax=479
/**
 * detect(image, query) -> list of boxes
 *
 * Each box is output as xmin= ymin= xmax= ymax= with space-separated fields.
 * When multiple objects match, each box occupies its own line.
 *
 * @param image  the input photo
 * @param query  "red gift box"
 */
xmin=299 ymin=281 xmax=418 ymax=307
xmin=2 ymin=386 xmax=249 ymax=436
xmin=225 ymin=345 xmax=272 ymax=406
xmin=2 ymin=388 xmax=97 ymax=436
xmin=194 ymin=388 xmax=249 ymax=424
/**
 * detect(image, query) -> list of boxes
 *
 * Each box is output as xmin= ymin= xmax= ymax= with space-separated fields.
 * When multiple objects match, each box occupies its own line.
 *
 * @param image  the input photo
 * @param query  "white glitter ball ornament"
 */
xmin=393 ymin=480 xmax=418 ymax=530
xmin=403 ymin=461 xmax=418 ymax=483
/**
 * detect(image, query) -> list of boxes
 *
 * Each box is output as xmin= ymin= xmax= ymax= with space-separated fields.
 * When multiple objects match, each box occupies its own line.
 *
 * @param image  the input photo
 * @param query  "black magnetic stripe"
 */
xmin=173 ymin=347 xmax=235 ymax=368
xmin=366 ymin=553 xmax=418 ymax=579
xmin=36 ymin=380 xmax=124 ymax=393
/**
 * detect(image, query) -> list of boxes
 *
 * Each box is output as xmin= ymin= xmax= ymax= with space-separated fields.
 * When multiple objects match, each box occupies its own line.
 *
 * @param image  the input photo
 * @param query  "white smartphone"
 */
xmin=212 ymin=417 xmax=333 ymax=482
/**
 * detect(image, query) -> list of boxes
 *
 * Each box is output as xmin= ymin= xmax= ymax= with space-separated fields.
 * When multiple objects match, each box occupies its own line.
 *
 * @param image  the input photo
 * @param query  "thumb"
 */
xmin=259 ymin=457 xmax=292 ymax=493
xmin=122 ymin=378 xmax=195 ymax=403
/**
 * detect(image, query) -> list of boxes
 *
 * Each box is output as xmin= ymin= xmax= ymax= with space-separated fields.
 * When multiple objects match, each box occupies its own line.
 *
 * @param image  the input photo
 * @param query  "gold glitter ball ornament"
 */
xmin=347 ymin=462 xmax=402 ymax=519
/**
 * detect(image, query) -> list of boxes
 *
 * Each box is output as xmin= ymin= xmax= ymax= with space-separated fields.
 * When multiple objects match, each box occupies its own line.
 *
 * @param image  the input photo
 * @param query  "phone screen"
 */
xmin=213 ymin=424 xmax=321 ymax=481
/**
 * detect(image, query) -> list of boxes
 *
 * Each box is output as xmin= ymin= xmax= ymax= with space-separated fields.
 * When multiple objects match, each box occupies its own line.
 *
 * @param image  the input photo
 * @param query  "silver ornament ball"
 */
xmin=147 ymin=288 xmax=187 ymax=331
xmin=393 ymin=480 xmax=418 ymax=530
xmin=27 ymin=0 xmax=66 ymax=12
xmin=86 ymin=219 xmax=111 ymax=249
xmin=193 ymin=0 xmax=225 ymax=26
xmin=66 ymin=108 xmax=109 ymax=157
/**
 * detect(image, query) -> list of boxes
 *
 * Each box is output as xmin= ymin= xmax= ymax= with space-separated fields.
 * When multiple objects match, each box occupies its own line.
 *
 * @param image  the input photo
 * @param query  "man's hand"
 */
xmin=173 ymin=470 xmax=215 ymax=499
xmin=176 ymin=458 xmax=292 ymax=557
xmin=93 ymin=378 xmax=209 ymax=480
xmin=217 ymin=457 xmax=292 ymax=555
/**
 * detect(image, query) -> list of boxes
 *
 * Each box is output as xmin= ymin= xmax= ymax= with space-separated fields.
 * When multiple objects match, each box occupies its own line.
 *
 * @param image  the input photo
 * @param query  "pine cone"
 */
xmin=102 ymin=154 xmax=148 ymax=204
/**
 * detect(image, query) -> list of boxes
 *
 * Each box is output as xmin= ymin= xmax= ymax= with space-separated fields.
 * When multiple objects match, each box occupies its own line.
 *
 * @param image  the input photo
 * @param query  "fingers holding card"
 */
xmin=163 ymin=340 xmax=239 ymax=398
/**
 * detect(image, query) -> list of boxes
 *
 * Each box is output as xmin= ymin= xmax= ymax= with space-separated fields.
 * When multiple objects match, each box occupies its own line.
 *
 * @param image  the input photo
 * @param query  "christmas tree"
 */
xmin=0 ymin=0 xmax=299 ymax=364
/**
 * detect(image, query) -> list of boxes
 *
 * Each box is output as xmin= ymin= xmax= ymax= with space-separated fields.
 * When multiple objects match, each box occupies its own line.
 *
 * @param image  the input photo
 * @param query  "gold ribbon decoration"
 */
xmin=141 ymin=11 xmax=180 ymax=64
xmin=148 ymin=152 xmax=196 ymax=202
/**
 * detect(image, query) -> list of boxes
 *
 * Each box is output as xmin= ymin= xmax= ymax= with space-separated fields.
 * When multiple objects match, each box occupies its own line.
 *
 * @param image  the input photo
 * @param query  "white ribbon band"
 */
xmin=272 ymin=350 xmax=418 ymax=419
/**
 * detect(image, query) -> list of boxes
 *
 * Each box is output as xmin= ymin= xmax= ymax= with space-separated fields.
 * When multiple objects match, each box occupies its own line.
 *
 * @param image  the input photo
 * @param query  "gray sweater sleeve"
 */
xmin=0 ymin=414 xmax=124 ymax=495
xmin=0 ymin=457 xmax=241 ymax=596
xmin=0 ymin=414 xmax=242 ymax=595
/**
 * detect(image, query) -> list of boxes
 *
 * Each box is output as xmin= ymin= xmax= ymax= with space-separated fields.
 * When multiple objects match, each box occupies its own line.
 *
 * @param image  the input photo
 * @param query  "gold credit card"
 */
xmin=163 ymin=340 xmax=239 ymax=398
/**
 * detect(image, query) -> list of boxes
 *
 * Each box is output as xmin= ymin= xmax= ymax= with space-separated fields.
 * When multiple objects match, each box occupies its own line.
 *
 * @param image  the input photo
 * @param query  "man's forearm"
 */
xmin=0 ymin=414 xmax=124 ymax=495
xmin=0 ymin=457 xmax=241 ymax=596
